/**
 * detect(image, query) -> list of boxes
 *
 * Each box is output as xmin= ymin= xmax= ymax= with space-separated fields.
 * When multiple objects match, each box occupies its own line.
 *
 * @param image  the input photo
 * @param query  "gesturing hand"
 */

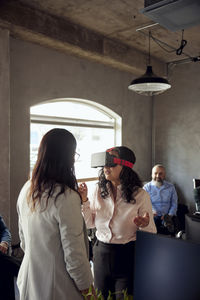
xmin=78 ymin=182 xmax=88 ymax=203
xmin=134 ymin=212 xmax=150 ymax=228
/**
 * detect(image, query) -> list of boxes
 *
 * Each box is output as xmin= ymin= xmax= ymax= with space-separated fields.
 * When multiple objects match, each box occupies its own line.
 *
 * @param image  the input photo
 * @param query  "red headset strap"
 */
xmin=113 ymin=157 xmax=134 ymax=169
xmin=106 ymin=147 xmax=115 ymax=152
xmin=106 ymin=148 xmax=134 ymax=168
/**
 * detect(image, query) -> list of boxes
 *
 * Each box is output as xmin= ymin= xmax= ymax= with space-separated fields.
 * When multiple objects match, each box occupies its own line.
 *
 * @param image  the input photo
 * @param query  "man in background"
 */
xmin=0 ymin=215 xmax=20 ymax=299
xmin=144 ymin=164 xmax=178 ymax=234
xmin=0 ymin=215 xmax=11 ymax=254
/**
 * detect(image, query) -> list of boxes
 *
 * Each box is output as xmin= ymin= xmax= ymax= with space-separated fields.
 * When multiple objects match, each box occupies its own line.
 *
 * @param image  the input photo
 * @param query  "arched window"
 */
xmin=30 ymin=98 xmax=121 ymax=181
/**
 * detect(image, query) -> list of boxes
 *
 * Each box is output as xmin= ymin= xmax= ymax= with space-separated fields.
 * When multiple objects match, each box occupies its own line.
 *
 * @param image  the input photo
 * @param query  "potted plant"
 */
xmin=83 ymin=287 xmax=133 ymax=300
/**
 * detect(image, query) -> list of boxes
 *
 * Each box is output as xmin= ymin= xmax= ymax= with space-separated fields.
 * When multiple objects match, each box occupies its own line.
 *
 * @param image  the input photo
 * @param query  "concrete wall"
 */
xmin=1 ymin=27 xmax=200 ymax=242
xmin=153 ymin=62 xmax=200 ymax=212
xmin=9 ymin=36 xmax=152 ymax=241
xmin=0 ymin=29 xmax=10 ymax=227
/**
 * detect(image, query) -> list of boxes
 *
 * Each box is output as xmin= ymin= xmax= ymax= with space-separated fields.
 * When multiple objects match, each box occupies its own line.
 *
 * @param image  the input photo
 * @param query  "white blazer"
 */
xmin=17 ymin=181 xmax=93 ymax=300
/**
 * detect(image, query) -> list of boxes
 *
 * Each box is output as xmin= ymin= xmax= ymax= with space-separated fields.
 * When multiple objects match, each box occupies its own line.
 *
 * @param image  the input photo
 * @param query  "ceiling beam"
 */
xmin=0 ymin=0 xmax=165 ymax=75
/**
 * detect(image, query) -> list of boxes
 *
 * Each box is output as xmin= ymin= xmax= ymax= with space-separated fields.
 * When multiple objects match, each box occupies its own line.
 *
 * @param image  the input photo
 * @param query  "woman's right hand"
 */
xmin=78 ymin=182 xmax=88 ymax=203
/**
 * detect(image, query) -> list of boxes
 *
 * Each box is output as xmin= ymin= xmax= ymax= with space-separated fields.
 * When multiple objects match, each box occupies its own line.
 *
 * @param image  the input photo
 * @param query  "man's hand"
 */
xmin=0 ymin=242 xmax=8 ymax=254
xmin=134 ymin=212 xmax=150 ymax=228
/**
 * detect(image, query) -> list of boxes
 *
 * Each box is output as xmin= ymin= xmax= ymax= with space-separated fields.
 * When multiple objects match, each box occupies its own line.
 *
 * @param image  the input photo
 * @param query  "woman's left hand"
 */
xmin=134 ymin=212 xmax=149 ymax=228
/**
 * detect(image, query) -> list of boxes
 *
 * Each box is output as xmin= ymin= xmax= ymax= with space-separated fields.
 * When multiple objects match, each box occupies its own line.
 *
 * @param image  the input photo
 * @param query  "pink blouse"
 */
xmin=82 ymin=184 xmax=157 ymax=244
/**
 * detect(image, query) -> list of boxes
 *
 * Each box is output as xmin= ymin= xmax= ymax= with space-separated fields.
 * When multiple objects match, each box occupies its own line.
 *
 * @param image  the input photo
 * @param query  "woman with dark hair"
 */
xmin=79 ymin=146 xmax=156 ymax=299
xmin=17 ymin=128 xmax=95 ymax=300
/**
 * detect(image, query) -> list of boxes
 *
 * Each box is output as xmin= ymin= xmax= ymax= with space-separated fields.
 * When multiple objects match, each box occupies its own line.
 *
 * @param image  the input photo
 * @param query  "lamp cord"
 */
xmin=176 ymin=30 xmax=187 ymax=55
xmin=150 ymin=29 xmax=188 ymax=56
xmin=148 ymin=31 xmax=151 ymax=65
xmin=151 ymin=35 xmax=175 ymax=53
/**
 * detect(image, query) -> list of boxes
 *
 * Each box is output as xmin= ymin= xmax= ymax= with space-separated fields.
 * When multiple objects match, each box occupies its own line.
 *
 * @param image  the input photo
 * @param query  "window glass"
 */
xmin=31 ymin=101 xmax=113 ymax=122
xmin=30 ymin=100 xmax=120 ymax=180
xmin=30 ymin=122 xmax=114 ymax=179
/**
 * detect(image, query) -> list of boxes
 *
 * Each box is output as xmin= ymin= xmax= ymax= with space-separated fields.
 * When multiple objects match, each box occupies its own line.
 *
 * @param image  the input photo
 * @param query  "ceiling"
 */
xmin=18 ymin=0 xmax=200 ymax=62
xmin=0 ymin=0 xmax=200 ymax=73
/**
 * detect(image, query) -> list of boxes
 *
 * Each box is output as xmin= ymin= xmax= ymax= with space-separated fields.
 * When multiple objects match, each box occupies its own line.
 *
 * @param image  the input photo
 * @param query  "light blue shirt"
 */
xmin=143 ymin=180 xmax=178 ymax=216
xmin=0 ymin=215 xmax=11 ymax=246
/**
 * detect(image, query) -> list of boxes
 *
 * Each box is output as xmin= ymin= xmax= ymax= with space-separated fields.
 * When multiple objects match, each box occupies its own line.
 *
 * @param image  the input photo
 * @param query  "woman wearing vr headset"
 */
xmin=79 ymin=146 xmax=156 ymax=299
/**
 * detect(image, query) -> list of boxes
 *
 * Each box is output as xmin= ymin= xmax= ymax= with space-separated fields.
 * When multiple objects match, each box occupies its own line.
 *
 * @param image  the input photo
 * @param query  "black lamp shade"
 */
xmin=128 ymin=66 xmax=171 ymax=96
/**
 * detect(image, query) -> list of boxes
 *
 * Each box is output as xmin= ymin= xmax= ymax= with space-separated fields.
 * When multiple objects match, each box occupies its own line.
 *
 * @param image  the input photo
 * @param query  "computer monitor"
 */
xmin=185 ymin=214 xmax=200 ymax=244
xmin=193 ymin=178 xmax=200 ymax=212
xmin=134 ymin=231 xmax=200 ymax=300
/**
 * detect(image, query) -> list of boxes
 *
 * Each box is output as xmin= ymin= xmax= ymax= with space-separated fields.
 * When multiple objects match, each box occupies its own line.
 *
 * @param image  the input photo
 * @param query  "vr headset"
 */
xmin=91 ymin=151 xmax=133 ymax=169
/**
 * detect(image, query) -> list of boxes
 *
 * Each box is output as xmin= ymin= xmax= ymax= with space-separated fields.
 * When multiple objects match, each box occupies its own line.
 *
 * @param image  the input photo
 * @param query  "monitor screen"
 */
xmin=185 ymin=214 xmax=200 ymax=244
xmin=134 ymin=231 xmax=200 ymax=300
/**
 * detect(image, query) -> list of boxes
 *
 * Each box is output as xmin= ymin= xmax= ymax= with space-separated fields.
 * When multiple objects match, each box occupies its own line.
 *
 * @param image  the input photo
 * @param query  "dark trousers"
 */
xmin=0 ymin=252 xmax=21 ymax=300
xmin=154 ymin=216 xmax=169 ymax=234
xmin=154 ymin=215 xmax=177 ymax=235
xmin=93 ymin=240 xmax=135 ymax=300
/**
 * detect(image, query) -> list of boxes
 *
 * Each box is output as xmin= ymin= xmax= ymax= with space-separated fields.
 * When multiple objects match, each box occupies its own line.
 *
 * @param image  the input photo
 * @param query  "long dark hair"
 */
xmin=28 ymin=128 xmax=78 ymax=211
xmin=98 ymin=146 xmax=142 ymax=203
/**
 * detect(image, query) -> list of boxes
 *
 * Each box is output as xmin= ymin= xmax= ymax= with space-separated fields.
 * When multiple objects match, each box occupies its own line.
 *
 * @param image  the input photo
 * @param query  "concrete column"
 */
xmin=0 ymin=28 xmax=10 ymax=226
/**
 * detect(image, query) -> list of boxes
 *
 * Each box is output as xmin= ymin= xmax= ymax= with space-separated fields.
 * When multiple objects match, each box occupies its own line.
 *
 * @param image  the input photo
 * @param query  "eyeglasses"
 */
xmin=74 ymin=152 xmax=80 ymax=162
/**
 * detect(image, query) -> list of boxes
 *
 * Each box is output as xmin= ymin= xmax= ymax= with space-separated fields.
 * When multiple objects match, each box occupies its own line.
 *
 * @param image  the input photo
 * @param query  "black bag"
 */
xmin=87 ymin=228 xmax=97 ymax=261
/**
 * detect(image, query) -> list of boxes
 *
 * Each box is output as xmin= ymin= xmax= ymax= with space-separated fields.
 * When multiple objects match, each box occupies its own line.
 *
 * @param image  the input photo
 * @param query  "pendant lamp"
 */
xmin=128 ymin=32 xmax=171 ymax=96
